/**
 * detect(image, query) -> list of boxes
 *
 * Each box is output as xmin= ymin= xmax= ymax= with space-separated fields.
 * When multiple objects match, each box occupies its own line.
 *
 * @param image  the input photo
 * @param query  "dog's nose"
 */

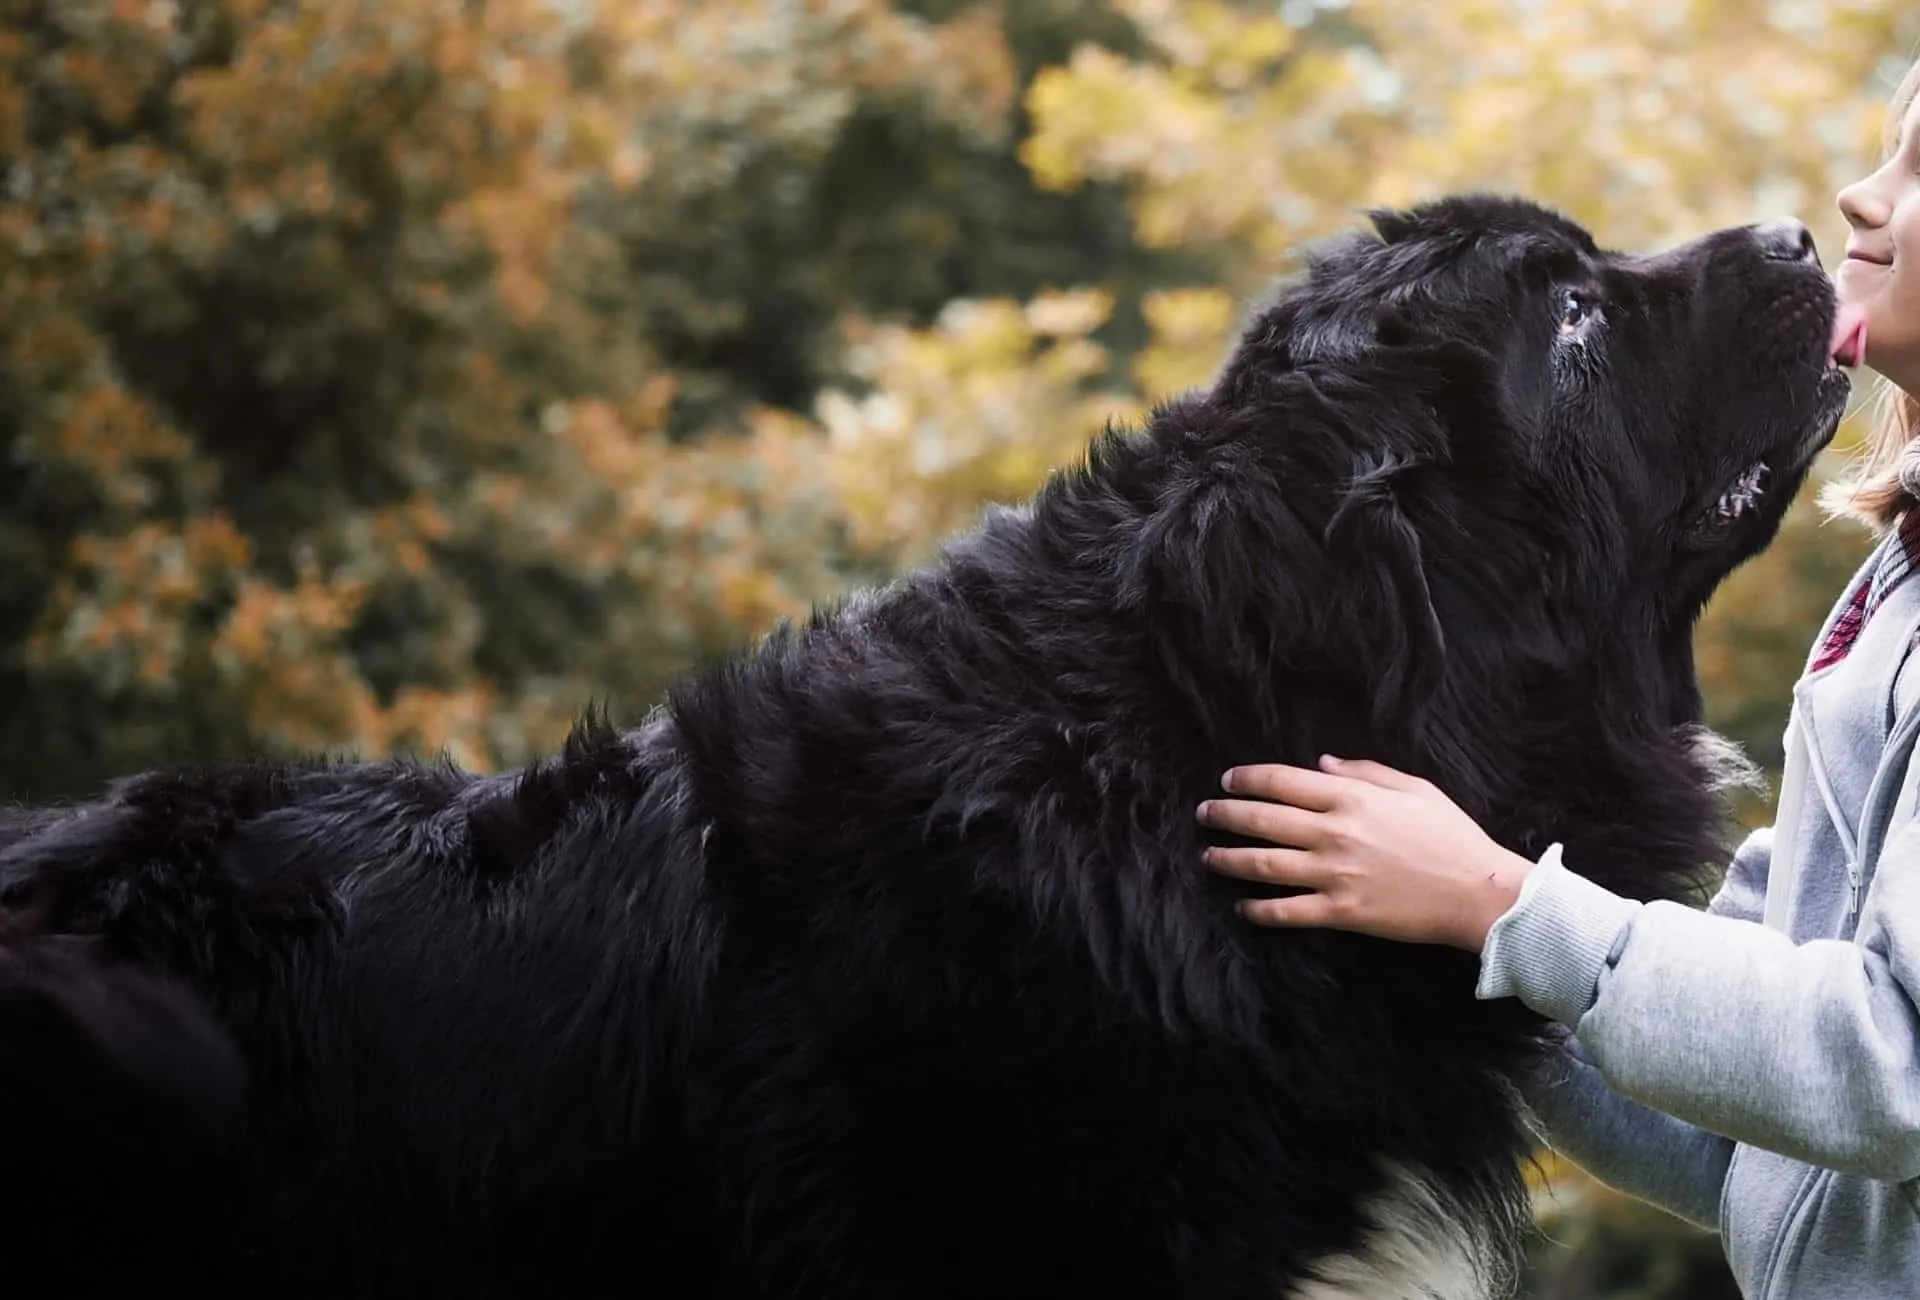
xmin=1754 ymin=218 xmax=1820 ymax=265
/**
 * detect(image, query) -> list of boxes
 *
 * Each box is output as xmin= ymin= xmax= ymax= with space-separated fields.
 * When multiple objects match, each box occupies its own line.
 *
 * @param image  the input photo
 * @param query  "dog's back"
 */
xmin=0 ymin=802 xmax=247 ymax=1291
xmin=0 ymin=731 xmax=728 ymax=1297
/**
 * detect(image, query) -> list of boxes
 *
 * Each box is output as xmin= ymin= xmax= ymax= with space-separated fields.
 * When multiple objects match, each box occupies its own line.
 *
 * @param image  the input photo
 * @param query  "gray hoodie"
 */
xmin=1477 ymin=532 xmax=1920 ymax=1299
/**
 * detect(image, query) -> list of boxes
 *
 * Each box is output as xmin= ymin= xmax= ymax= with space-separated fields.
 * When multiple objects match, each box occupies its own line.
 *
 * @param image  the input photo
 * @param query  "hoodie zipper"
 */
xmin=1847 ymin=650 xmax=1920 ymax=923
xmin=1801 ymin=730 xmax=1860 ymax=918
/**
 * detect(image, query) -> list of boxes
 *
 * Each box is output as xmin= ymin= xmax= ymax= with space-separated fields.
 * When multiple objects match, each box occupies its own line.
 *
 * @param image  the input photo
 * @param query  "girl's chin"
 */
xmin=1835 ymin=258 xmax=1890 ymax=303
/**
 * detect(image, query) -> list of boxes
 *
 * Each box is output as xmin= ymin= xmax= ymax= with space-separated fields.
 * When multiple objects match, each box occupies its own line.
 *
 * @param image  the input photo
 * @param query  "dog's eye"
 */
xmin=1558 ymin=289 xmax=1597 ymax=336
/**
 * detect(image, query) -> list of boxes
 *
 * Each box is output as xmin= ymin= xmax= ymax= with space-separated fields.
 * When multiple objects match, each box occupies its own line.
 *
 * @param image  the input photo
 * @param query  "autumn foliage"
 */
xmin=5 ymin=5 xmax=1919 ymax=1290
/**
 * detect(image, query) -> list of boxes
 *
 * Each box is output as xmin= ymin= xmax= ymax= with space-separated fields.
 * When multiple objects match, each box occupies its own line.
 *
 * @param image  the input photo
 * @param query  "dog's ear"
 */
xmin=1324 ymin=449 xmax=1448 ymax=736
xmin=1365 ymin=206 xmax=1418 ymax=245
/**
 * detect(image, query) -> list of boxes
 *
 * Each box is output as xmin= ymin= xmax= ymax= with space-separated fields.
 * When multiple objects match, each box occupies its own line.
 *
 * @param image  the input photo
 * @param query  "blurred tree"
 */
xmin=0 ymin=0 xmax=899 ymax=795
xmin=1524 ymin=1154 xmax=1743 ymax=1300
xmin=0 ymin=0 xmax=1230 ymax=799
xmin=595 ymin=0 xmax=1226 ymax=430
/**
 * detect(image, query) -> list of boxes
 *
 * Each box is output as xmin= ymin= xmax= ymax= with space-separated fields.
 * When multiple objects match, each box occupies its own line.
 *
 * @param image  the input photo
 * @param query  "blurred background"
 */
xmin=5 ymin=1 xmax=1918 ymax=1293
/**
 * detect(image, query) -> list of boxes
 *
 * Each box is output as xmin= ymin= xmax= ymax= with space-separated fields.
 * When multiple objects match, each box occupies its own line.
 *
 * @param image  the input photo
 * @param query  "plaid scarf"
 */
xmin=1809 ymin=506 xmax=1920 ymax=674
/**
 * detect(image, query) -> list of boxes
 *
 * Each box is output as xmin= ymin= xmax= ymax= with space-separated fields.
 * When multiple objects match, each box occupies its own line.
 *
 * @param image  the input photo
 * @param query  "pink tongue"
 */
xmin=1831 ymin=303 xmax=1869 ymax=368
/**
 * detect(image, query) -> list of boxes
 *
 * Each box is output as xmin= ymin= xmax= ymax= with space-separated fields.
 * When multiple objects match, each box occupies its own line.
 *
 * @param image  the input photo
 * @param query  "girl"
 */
xmin=1196 ymin=58 xmax=1920 ymax=1298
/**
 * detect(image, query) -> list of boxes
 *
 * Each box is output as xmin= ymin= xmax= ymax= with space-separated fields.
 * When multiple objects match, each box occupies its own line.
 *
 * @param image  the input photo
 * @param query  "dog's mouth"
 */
xmin=1703 ymin=301 xmax=1863 ymax=528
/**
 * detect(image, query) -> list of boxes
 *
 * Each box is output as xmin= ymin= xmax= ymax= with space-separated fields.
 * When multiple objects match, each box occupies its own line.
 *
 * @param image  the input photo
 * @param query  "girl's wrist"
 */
xmin=1458 ymin=847 xmax=1535 ymax=953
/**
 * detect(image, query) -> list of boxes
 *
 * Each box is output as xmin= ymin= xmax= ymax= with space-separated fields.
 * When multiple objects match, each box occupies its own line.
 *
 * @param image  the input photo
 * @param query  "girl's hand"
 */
xmin=1196 ymin=755 xmax=1535 ymax=953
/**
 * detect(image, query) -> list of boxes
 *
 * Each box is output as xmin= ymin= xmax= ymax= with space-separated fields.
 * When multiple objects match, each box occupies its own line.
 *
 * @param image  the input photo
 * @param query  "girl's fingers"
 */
xmin=1202 ymin=845 xmax=1327 ymax=888
xmin=1196 ymin=797 xmax=1327 ymax=848
xmin=1235 ymin=893 xmax=1343 ymax=929
xmin=1217 ymin=763 xmax=1344 ymax=811
xmin=1318 ymin=754 xmax=1430 ymax=794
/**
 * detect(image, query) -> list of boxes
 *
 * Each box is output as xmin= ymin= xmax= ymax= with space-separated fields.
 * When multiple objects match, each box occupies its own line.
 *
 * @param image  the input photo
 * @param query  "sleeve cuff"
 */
xmin=1473 ymin=842 xmax=1644 ymax=1026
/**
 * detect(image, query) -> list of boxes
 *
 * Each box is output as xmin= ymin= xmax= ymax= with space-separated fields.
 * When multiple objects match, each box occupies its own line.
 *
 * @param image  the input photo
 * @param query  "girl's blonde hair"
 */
xmin=1820 ymin=56 xmax=1920 ymax=531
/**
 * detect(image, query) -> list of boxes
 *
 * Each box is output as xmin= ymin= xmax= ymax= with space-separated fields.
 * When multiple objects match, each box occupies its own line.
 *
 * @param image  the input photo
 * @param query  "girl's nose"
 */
xmin=1838 ymin=172 xmax=1891 ymax=230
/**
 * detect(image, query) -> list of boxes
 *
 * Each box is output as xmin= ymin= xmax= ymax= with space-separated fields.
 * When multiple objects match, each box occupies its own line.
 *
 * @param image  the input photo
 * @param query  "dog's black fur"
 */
xmin=0 ymin=197 xmax=1850 ymax=1298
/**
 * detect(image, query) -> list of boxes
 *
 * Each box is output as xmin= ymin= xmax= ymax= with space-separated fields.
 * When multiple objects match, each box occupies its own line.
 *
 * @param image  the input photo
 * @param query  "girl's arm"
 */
xmin=1515 ymin=828 xmax=1772 ymax=1230
xmin=1203 ymin=756 xmax=1920 ymax=1186
xmin=1523 ymin=1031 xmax=1733 ymax=1230
xmin=1490 ymin=825 xmax=1920 ymax=1180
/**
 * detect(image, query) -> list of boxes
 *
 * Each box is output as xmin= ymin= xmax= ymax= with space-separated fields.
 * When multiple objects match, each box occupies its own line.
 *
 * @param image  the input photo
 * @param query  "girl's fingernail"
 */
xmin=1221 ymin=769 xmax=1238 ymax=791
xmin=1196 ymin=801 xmax=1213 ymax=821
xmin=1320 ymin=754 xmax=1342 ymax=769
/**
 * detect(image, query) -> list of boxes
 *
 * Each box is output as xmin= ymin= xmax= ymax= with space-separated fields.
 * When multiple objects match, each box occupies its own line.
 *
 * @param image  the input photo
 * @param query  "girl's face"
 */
xmin=1837 ymin=91 xmax=1920 ymax=392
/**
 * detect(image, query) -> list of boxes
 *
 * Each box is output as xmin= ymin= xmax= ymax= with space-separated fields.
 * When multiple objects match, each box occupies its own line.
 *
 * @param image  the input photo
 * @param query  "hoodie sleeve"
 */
xmin=1521 ymin=1031 xmax=1734 ymax=1230
xmin=1482 ymin=820 xmax=1920 ymax=1184
xmin=1504 ymin=827 xmax=1769 ymax=1229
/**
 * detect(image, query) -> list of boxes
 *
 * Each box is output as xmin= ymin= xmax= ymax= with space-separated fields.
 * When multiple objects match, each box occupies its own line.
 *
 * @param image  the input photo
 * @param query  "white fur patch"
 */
xmin=1283 ymin=1163 xmax=1513 ymax=1300
xmin=1677 ymin=722 xmax=1766 ymax=797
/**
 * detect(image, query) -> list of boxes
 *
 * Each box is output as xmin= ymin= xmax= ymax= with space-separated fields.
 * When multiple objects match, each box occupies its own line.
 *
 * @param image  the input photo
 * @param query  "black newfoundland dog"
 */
xmin=1 ymin=196 xmax=1853 ymax=1299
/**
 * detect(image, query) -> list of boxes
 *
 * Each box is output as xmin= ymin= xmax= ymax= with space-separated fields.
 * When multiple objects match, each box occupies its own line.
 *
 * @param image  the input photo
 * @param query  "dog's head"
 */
xmin=1207 ymin=195 xmax=1852 ymax=726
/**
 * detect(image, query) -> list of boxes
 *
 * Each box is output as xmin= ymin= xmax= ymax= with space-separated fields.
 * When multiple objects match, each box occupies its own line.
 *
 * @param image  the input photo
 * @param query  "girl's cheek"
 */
xmin=1894 ymin=208 xmax=1920 ymax=338
xmin=1895 ymin=197 xmax=1920 ymax=271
